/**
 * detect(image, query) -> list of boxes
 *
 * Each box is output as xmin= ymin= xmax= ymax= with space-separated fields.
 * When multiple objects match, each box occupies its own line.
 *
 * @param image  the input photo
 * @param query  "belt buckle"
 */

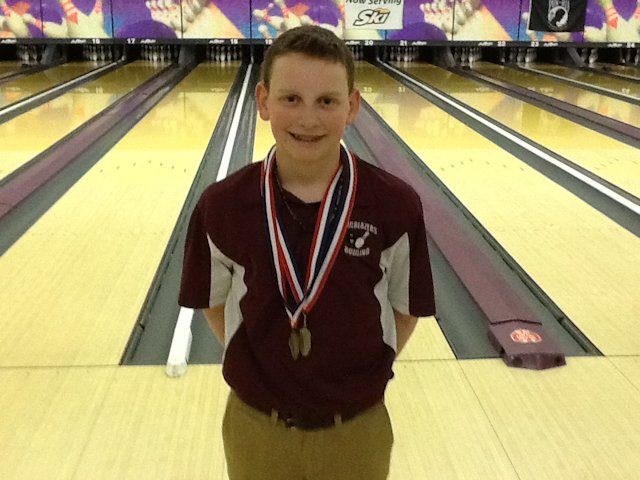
xmin=282 ymin=414 xmax=342 ymax=430
xmin=283 ymin=416 xmax=298 ymax=429
xmin=270 ymin=409 xmax=300 ymax=429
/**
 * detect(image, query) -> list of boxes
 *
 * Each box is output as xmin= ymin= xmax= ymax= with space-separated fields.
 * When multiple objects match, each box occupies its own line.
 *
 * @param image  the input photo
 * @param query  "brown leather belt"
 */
xmin=273 ymin=409 xmax=357 ymax=431
xmin=235 ymin=391 xmax=361 ymax=431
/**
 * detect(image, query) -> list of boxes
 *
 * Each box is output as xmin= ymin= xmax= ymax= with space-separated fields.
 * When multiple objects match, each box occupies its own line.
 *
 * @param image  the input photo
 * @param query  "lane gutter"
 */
xmin=111 ymin=62 xmax=258 ymax=372
xmin=162 ymin=63 xmax=257 ymax=375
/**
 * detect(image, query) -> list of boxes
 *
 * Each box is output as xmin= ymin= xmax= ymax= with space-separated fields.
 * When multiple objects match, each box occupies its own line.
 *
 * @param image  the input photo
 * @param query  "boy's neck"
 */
xmin=275 ymin=151 xmax=342 ymax=204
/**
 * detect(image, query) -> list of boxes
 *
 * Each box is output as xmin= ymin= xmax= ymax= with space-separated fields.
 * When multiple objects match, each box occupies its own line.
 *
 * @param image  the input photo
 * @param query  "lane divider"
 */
xmin=384 ymin=62 xmax=640 ymax=217
xmin=166 ymin=63 xmax=254 ymax=378
xmin=0 ymin=62 xmax=118 ymax=121
xmin=523 ymin=65 xmax=640 ymax=105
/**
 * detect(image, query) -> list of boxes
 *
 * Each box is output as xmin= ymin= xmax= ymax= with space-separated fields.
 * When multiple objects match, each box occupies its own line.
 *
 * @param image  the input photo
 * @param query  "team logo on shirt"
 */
xmin=344 ymin=221 xmax=378 ymax=257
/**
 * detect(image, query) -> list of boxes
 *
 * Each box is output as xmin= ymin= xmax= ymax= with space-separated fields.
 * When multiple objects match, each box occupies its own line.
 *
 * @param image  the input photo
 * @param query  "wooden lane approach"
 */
xmin=2 ymin=358 xmax=640 ymax=478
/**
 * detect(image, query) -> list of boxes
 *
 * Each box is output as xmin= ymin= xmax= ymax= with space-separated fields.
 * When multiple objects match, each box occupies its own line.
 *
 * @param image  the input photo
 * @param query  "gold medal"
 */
xmin=289 ymin=329 xmax=300 ymax=360
xmin=300 ymin=327 xmax=311 ymax=357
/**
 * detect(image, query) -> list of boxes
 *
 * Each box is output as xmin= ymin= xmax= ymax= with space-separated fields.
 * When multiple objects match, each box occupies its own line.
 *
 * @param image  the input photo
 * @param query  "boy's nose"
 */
xmin=295 ymin=105 xmax=321 ymax=129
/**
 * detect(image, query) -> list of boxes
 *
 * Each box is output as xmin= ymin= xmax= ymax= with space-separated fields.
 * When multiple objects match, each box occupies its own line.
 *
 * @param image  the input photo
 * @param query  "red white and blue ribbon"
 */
xmin=262 ymin=145 xmax=358 ymax=329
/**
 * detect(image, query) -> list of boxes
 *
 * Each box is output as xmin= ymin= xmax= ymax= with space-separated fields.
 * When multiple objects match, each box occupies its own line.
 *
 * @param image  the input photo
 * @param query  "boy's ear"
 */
xmin=346 ymin=88 xmax=361 ymax=125
xmin=255 ymin=81 xmax=270 ymax=121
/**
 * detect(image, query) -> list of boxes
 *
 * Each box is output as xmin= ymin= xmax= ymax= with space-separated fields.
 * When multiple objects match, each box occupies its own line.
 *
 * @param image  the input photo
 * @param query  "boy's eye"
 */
xmin=285 ymin=95 xmax=297 ymax=103
xmin=321 ymin=98 xmax=335 ymax=106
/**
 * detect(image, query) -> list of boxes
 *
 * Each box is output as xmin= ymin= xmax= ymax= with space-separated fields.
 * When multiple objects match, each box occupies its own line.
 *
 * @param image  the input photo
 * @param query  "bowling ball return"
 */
xmin=488 ymin=319 xmax=566 ymax=370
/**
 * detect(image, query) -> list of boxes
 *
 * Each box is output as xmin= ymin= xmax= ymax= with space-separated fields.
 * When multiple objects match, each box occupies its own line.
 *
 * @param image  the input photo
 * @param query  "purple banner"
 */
xmin=5 ymin=0 xmax=635 ymax=42
xmin=1 ymin=0 xmax=44 ymax=38
xmin=388 ymin=0 xmax=520 ymax=41
xmin=42 ymin=0 xmax=114 ymax=38
xmin=111 ymin=1 xmax=250 ymax=39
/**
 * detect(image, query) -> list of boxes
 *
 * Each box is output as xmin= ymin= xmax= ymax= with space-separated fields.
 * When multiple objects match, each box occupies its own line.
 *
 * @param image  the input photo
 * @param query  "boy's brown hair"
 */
xmin=260 ymin=26 xmax=355 ymax=93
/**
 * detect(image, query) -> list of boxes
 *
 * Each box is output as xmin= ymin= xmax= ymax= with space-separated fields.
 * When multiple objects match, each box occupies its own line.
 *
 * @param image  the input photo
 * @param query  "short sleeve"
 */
xmin=387 ymin=189 xmax=436 ymax=317
xmin=178 ymin=197 xmax=232 ymax=309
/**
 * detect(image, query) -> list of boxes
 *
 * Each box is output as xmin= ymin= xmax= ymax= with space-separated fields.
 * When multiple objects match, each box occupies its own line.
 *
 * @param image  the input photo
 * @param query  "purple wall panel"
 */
xmin=178 ymin=0 xmax=250 ymax=38
xmin=453 ymin=0 xmax=520 ymax=40
xmin=210 ymin=1 xmax=250 ymax=38
xmin=41 ymin=0 xmax=113 ymax=39
xmin=112 ymin=0 xmax=180 ymax=39
xmin=387 ymin=0 xmax=449 ymax=40
xmin=5 ymin=0 xmax=635 ymax=42
xmin=111 ymin=1 xmax=250 ymax=39
xmin=388 ymin=0 xmax=520 ymax=41
xmin=1 ymin=0 xmax=44 ymax=38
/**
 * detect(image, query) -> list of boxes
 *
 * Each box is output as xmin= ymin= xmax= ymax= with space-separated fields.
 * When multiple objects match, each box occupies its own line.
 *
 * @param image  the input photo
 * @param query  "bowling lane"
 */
xmin=397 ymin=63 xmax=640 ymax=199
xmin=0 ymin=62 xmax=163 ymax=182
xmin=601 ymin=64 xmax=640 ymax=80
xmin=0 ymin=63 xmax=240 ymax=367
xmin=0 ymin=61 xmax=23 ymax=79
xmin=0 ymin=62 xmax=102 ymax=109
xmin=473 ymin=62 xmax=639 ymax=127
xmin=357 ymin=63 xmax=640 ymax=356
xmin=527 ymin=64 xmax=640 ymax=99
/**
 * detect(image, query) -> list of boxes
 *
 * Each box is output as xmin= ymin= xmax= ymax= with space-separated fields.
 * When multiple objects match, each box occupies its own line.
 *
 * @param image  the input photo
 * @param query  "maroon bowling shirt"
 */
xmin=179 ymin=154 xmax=435 ymax=418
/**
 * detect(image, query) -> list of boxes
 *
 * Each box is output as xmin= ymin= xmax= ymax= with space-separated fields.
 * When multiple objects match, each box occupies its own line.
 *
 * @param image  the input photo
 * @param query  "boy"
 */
xmin=179 ymin=25 xmax=435 ymax=480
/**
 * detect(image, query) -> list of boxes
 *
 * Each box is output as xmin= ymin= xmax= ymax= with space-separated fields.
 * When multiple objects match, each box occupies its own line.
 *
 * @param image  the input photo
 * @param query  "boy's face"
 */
xmin=256 ymin=52 xmax=360 ymax=169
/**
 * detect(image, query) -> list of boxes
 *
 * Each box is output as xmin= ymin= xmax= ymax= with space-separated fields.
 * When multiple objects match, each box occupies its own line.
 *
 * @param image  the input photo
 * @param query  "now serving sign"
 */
xmin=344 ymin=0 xmax=405 ymax=30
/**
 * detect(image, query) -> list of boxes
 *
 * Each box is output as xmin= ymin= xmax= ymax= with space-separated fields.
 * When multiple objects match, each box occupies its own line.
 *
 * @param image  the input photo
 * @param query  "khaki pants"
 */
xmin=223 ymin=390 xmax=394 ymax=480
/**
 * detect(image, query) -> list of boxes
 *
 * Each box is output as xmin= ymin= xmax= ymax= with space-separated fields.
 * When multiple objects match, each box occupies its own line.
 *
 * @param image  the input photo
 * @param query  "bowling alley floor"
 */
xmin=1 ymin=58 xmax=639 ymax=479
xmin=0 ymin=61 xmax=22 ymax=79
xmin=0 ymin=63 xmax=100 ymax=109
xmin=524 ymin=63 xmax=640 ymax=99
xmin=470 ymin=61 xmax=639 ymax=127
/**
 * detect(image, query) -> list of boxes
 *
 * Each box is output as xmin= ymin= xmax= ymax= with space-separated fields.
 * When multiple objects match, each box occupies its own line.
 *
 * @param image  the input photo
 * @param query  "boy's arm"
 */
xmin=203 ymin=304 xmax=225 ymax=345
xmin=394 ymin=309 xmax=418 ymax=356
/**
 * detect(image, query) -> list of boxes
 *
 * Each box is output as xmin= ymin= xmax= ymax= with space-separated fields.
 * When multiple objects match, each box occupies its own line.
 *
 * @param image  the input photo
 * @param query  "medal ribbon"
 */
xmin=262 ymin=145 xmax=358 ymax=329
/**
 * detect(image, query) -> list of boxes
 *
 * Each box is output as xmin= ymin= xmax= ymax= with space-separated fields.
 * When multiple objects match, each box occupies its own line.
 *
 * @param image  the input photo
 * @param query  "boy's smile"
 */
xmin=256 ymin=52 xmax=360 ymax=177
